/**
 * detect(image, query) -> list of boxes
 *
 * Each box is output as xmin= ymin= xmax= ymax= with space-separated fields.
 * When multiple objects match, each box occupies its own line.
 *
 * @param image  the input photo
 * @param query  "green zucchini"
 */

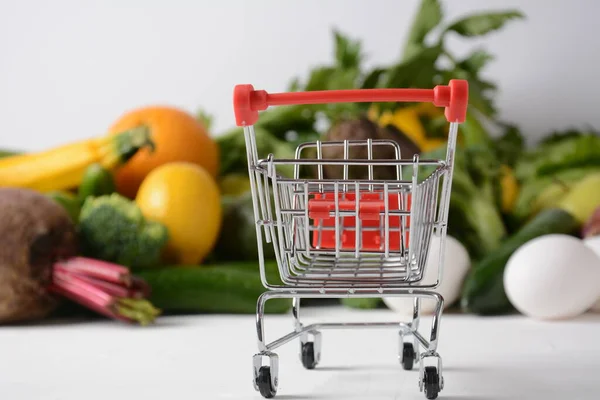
xmin=136 ymin=261 xmax=291 ymax=314
xmin=461 ymin=173 xmax=600 ymax=315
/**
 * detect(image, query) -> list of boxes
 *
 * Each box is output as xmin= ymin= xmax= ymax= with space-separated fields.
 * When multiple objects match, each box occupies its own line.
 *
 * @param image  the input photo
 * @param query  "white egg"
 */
xmin=383 ymin=235 xmax=470 ymax=318
xmin=504 ymin=234 xmax=600 ymax=320
xmin=582 ymin=236 xmax=600 ymax=312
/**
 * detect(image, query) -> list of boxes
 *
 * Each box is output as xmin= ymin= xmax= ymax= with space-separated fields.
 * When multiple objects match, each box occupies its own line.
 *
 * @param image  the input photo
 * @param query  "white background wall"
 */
xmin=1 ymin=0 xmax=598 ymax=152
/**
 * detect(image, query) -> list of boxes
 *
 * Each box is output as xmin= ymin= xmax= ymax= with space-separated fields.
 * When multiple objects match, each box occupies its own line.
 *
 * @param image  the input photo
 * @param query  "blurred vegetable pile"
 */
xmin=206 ymin=0 xmax=600 ymax=319
xmin=207 ymin=0 xmax=527 ymax=308
xmin=2 ymin=0 xmax=600 ymax=326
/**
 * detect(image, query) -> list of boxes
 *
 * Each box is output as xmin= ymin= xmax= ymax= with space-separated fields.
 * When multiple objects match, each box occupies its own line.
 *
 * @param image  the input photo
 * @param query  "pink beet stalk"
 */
xmin=55 ymin=269 xmax=131 ymax=298
xmin=53 ymin=271 xmax=115 ymax=308
xmin=51 ymin=257 xmax=160 ymax=325
xmin=54 ymin=257 xmax=131 ymax=286
xmin=49 ymin=284 xmax=131 ymax=323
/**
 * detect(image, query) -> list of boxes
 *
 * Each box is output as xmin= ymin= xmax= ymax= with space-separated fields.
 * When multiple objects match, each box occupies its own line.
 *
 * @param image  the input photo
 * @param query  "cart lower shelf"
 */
xmin=252 ymin=290 xmax=445 ymax=399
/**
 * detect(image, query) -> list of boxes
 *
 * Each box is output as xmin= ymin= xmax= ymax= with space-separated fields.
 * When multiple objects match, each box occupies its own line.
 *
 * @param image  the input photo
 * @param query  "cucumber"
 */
xmin=136 ymin=261 xmax=291 ymax=314
xmin=461 ymin=173 xmax=600 ymax=315
xmin=78 ymin=163 xmax=116 ymax=201
xmin=460 ymin=208 xmax=581 ymax=315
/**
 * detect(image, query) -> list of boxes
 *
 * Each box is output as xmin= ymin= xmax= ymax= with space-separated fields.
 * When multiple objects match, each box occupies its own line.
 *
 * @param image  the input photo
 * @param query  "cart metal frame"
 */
xmin=232 ymin=80 xmax=469 ymax=399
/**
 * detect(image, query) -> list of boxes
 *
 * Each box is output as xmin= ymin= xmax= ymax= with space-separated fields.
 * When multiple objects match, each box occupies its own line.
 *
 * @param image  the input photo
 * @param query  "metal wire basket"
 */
xmin=232 ymin=79 xmax=468 ymax=399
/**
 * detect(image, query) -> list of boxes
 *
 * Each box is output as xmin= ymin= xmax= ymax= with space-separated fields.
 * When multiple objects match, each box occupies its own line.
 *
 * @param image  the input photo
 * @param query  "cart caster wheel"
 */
xmin=423 ymin=366 xmax=440 ymax=400
xmin=401 ymin=342 xmax=415 ymax=370
xmin=301 ymin=342 xmax=317 ymax=369
xmin=257 ymin=366 xmax=277 ymax=398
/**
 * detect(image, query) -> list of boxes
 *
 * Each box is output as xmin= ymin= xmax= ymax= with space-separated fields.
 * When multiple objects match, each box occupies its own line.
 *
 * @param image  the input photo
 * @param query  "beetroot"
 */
xmin=0 ymin=187 xmax=159 ymax=325
xmin=0 ymin=188 xmax=76 ymax=323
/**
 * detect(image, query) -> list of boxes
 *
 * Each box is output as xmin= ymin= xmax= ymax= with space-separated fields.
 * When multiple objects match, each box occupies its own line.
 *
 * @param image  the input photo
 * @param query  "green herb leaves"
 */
xmin=445 ymin=11 xmax=525 ymax=37
xmin=458 ymin=50 xmax=494 ymax=76
xmin=402 ymin=0 xmax=443 ymax=61
xmin=334 ymin=29 xmax=363 ymax=70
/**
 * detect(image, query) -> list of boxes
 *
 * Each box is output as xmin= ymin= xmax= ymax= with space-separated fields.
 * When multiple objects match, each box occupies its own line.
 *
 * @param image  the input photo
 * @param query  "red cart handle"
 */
xmin=233 ymin=79 xmax=468 ymax=126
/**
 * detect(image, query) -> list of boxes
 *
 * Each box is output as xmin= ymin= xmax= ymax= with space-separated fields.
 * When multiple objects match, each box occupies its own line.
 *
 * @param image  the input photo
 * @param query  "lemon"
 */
xmin=135 ymin=162 xmax=222 ymax=265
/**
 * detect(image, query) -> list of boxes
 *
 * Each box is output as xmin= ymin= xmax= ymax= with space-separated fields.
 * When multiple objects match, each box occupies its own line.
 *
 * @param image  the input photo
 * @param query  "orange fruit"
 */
xmin=108 ymin=106 xmax=219 ymax=198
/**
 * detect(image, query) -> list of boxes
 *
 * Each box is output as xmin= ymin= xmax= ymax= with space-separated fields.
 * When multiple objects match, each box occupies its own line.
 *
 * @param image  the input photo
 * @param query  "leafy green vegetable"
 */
xmin=492 ymin=123 xmax=525 ymax=167
xmin=78 ymin=193 xmax=169 ymax=269
xmin=362 ymin=0 xmax=523 ymax=123
xmin=457 ymin=50 xmax=494 ymax=75
xmin=444 ymin=11 xmax=525 ymax=37
xmin=402 ymin=0 xmax=443 ymax=61
xmin=538 ymin=128 xmax=592 ymax=146
xmin=512 ymin=166 xmax=600 ymax=222
xmin=334 ymin=29 xmax=363 ymax=69
xmin=212 ymin=29 xmax=371 ymax=177
xmin=457 ymin=109 xmax=494 ymax=148
xmin=462 ymin=173 xmax=600 ymax=315
xmin=420 ymin=143 xmax=507 ymax=260
xmin=216 ymin=126 xmax=297 ymax=178
xmin=515 ymin=132 xmax=600 ymax=181
xmin=383 ymin=45 xmax=443 ymax=90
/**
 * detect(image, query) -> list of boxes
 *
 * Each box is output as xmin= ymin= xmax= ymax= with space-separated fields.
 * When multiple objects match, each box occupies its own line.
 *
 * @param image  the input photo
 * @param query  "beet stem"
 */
xmin=52 ymin=271 xmax=114 ymax=307
xmin=48 ymin=285 xmax=129 ymax=322
xmin=52 ymin=266 xmax=160 ymax=325
xmin=59 ymin=271 xmax=131 ymax=298
xmin=130 ymin=276 xmax=151 ymax=297
xmin=116 ymin=299 xmax=161 ymax=326
xmin=54 ymin=257 xmax=131 ymax=286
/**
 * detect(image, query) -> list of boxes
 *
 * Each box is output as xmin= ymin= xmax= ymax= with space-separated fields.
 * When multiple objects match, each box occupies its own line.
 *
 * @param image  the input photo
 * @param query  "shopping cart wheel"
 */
xmin=257 ymin=366 xmax=277 ymax=398
xmin=423 ymin=366 xmax=440 ymax=400
xmin=301 ymin=342 xmax=317 ymax=370
xmin=401 ymin=342 xmax=415 ymax=370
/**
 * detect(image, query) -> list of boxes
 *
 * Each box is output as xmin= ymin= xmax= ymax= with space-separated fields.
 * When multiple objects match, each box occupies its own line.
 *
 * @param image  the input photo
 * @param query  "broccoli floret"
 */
xmin=78 ymin=193 xmax=169 ymax=268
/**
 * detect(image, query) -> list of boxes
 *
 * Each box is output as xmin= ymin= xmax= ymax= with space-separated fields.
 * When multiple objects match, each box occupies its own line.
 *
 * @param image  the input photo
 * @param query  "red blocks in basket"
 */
xmin=308 ymin=192 xmax=411 ymax=252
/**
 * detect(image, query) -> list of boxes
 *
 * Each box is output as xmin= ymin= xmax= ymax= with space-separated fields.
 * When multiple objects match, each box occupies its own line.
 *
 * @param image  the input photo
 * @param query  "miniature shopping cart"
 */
xmin=232 ymin=79 xmax=468 ymax=400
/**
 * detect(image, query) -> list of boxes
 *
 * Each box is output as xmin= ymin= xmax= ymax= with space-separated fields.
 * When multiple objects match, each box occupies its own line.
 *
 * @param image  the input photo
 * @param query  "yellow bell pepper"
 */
xmin=368 ymin=103 xmax=447 ymax=153
xmin=500 ymin=164 xmax=519 ymax=213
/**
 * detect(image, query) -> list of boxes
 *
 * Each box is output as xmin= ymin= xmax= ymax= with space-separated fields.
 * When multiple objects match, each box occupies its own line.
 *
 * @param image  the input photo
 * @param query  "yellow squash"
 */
xmin=0 ymin=126 xmax=153 ymax=192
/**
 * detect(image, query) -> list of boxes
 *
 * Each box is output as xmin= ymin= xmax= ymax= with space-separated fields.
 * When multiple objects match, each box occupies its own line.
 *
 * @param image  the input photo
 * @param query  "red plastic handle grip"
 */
xmin=233 ymin=79 xmax=468 ymax=126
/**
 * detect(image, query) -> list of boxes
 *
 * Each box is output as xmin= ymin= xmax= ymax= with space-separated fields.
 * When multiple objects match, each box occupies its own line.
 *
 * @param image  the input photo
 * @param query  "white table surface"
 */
xmin=2 ymin=305 xmax=600 ymax=400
